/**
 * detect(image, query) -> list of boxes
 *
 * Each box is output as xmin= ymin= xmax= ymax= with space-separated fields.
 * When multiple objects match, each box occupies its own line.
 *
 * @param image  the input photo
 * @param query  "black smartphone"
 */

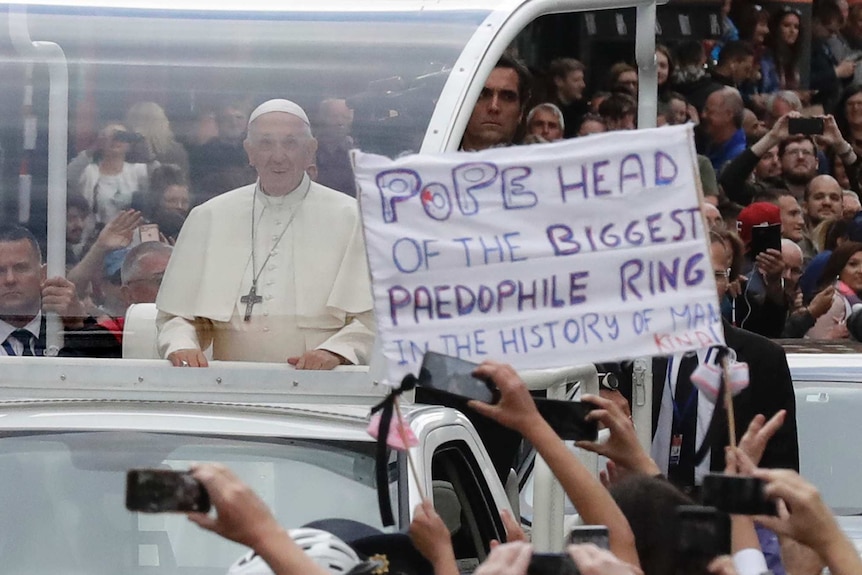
xmin=750 ymin=223 xmax=781 ymax=259
xmin=701 ymin=474 xmax=778 ymax=516
xmin=528 ymin=553 xmax=579 ymax=575
xmin=788 ymin=116 xmax=824 ymax=136
xmin=534 ymin=398 xmax=598 ymax=441
xmin=674 ymin=505 xmax=731 ymax=574
xmin=418 ymin=351 xmax=498 ymax=403
xmin=568 ymin=525 xmax=610 ymax=549
xmin=126 ymin=469 xmax=211 ymax=513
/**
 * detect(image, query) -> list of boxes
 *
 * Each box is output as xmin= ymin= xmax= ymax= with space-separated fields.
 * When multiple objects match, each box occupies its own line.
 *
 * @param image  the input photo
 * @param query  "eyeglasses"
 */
xmin=126 ymin=272 xmax=165 ymax=286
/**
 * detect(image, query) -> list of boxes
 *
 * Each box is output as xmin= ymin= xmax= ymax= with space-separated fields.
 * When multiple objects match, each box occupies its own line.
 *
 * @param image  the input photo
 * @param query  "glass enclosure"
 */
xmin=0 ymin=4 xmax=485 ymax=206
xmin=0 ymin=2 xmax=486 ymax=359
xmin=0 ymin=430 xmax=391 ymax=574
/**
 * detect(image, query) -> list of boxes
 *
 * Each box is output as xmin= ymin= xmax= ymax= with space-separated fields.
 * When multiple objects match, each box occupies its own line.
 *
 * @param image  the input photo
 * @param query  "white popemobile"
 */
xmin=3 ymin=1 xmax=861 ymax=574
xmin=1 ymin=0 xmax=654 ymax=572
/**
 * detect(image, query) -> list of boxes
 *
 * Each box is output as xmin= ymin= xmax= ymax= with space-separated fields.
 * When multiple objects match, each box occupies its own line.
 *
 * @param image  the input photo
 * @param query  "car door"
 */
xmin=421 ymin=424 xmax=509 ymax=573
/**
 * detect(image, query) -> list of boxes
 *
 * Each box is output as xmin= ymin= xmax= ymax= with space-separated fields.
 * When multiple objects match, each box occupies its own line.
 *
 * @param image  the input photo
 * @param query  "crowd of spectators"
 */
xmin=10 ymin=0 xmax=862 ymax=359
xmin=35 ymin=0 xmax=862 ymax=353
xmin=504 ymin=0 xmax=862 ymax=344
xmin=1 ymin=4 xmax=860 ymax=574
xmin=185 ymin=361 xmax=861 ymax=575
xmin=30 ymin=92 xmax=369 ymax=357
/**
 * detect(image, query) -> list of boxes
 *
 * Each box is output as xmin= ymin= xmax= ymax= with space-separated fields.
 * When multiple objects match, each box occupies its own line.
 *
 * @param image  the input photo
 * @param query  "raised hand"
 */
xmin=96 ymin=209 xmax=143 ymax=250
xmin=468 ymin=361 xmax=541 ymax=434
xmin=575 ymin=394 xmax=659 ymax=475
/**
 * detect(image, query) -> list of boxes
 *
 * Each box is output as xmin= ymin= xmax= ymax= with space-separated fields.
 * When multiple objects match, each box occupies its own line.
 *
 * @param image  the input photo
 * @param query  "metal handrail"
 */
xmin=8 ymin=6 xmax=69 ymax=355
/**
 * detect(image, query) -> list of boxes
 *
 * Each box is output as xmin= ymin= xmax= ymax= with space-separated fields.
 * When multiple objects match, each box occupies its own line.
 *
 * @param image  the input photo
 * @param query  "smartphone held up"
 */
xmin=568 ymin=525 xmax=610 ymax=549
xmin=701 ymin=473 xmax=778 ymax=516
xmin=126 ymin=469 xmax=210 ymax=513
xmin=787 ymin=116 xmax=824 ymax=136
xmin=528 ymin=553 xmax=579 ymax=575
xmin=418 ymin=351 xmax=498 ymax=404
xmin=132 ymin=223 xmax=160 ymax=246
xmin=749 ymin=223 xmax=781 ymax=259
xmin=417 ymin=352 xmax=598 ymax=441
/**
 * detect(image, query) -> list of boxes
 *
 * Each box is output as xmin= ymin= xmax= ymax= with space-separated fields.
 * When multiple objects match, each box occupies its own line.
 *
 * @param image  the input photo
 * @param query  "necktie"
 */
xmin=668 ymin=353 xmax=698 ymax=488
xmin=8 ymin=329 xmax=35 ymax=357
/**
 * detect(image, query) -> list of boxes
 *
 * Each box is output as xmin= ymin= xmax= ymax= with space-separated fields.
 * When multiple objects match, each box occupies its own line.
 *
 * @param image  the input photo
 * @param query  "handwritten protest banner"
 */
xmin=353 ymin=125 xmax=724 ymax=383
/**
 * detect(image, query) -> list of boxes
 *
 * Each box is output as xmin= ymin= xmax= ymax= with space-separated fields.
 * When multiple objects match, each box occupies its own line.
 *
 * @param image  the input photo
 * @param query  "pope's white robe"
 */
xmin=155 ymin=175 xmax=375 ymax=364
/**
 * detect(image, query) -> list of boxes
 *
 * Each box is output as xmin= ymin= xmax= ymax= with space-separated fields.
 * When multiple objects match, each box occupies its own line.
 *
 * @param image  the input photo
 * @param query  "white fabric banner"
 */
xmin=354 ymin=125 xmax=725 ymax=383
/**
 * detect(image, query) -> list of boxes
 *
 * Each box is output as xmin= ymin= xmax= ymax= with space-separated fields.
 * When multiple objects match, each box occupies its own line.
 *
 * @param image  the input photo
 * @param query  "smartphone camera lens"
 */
xmin=599 ymin=373 xmax=619 ymax=391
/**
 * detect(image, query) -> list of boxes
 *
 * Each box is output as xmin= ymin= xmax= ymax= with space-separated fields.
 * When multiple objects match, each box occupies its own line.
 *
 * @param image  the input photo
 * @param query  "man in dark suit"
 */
xmin=0 ymin=224 xmax=88 ymax=356
xmin=611 ymin=229 xmax=798 ymax=493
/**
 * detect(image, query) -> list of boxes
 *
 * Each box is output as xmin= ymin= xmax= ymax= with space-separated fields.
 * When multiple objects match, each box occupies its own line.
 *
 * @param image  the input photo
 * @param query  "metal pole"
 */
xmin=635 ymin=3 xmax=658 ymax=129
xmin=9 ymin=6 xmax=69 ymax=354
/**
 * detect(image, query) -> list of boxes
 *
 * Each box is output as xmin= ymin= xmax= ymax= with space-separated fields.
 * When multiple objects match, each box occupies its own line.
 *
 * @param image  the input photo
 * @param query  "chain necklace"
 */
xmin=241 ymin=180 xmax=309 ymax=321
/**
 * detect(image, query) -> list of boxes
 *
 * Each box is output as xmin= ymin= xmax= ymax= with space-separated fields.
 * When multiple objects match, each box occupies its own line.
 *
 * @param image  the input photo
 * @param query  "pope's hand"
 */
xmin=287 ymin=349 xmax=344 ymax=370
xmin=169 ymin=349 xmax=208 ymax=367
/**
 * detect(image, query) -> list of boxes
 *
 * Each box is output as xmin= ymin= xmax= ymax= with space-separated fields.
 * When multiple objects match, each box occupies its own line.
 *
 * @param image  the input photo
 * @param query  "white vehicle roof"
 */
xmin=12 ymin=0 xmax=507 ymax=10
xmin=0 ymin=399 xmax=375 ymax=438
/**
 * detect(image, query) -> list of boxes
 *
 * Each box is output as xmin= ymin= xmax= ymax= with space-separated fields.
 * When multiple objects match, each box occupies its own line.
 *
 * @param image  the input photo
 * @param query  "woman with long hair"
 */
xmin=806 ymin=241 xmax=862 ymax=338
xmin=761 ymin=7 xmax=804 ymax=93
xmin=656 ymin=44 xmax=674 ymax=99
xmin=67 ymin=121 xmax=150 ymax=227
xmin=125 ymin=101 xmax=190 ymax=177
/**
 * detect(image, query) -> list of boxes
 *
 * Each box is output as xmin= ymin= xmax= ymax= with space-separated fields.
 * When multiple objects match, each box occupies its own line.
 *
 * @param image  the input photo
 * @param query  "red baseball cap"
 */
xmin=737 ymin=202 xmax=781 ymax=245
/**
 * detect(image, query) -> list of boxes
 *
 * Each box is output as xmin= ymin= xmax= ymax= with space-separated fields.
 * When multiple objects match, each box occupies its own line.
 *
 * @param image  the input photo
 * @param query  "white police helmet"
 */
xmin=226 ymin=550 xmax=273 ymax=575
xmin=289 ymin=528 xmax=362 ymax=574
xmin=226 ymin=528 xmax=362 ymax=575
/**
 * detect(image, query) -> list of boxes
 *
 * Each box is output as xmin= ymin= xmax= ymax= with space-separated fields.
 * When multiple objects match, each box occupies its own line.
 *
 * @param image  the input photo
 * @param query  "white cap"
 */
xmin=248 ymin=99 xmax=310 ymax=127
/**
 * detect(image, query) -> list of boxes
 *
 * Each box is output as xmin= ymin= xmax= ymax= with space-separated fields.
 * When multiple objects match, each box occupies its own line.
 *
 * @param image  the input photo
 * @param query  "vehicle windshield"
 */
xmin=0 ymin=430 xmax=394 ymax=574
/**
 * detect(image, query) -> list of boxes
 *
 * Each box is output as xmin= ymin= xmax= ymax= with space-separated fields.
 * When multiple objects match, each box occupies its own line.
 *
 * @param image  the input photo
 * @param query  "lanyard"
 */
xmin=666 ymin=355 xmax=698 ymax=424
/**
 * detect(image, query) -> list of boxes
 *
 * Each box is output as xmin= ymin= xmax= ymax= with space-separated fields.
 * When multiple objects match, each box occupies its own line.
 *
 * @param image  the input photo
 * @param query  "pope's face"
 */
xmin=245 ymin=112 xmax=317 ymax=196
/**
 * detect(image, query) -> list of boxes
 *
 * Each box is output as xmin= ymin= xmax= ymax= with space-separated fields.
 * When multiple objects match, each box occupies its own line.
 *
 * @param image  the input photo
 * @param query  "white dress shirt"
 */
xmin=0 ymin=313 xmax=42 ymax=356
xmin=651 ymin=348 xmax=717 ymax=485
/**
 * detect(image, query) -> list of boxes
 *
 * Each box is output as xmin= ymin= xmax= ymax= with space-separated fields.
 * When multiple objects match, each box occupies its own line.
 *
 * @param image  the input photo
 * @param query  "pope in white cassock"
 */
xmin=156 ymin=99 xmax=375 ymax=370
